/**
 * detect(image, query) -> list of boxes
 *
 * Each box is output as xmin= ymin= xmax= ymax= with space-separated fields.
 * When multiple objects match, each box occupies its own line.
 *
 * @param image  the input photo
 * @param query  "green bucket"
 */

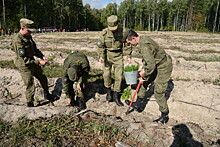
xmin=124 ymin=71 xmax=138 ymax=85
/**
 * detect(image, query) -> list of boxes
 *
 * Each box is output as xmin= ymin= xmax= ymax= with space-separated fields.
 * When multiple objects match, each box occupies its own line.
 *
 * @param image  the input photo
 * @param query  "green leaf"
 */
xmin=124 ymin=65 xmax=139 ymax=72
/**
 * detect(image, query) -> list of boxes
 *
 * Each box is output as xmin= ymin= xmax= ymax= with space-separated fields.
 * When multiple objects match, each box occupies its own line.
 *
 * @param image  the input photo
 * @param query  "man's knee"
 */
xmin=154 ymin=83 xmax=168 ymax=95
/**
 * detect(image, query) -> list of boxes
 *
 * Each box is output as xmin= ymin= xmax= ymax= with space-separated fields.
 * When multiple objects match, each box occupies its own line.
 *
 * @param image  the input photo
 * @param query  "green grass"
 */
xmin=43 ymin=64 xmax=63 ymax=78
xmin=0 ymin=115 xmax=131 ymax=146
xmin=175 ymin=77 xmax=191 ymax=81
xmin=0 ymin=46 xmax=11 ymax=49
xmin=0 ymin=60 xmax=16 ymax=69
xmin=42 ymin=48 xmax=98 ymax=57
xmin=180 ymin=38 xmax=220 ymax=44
xmin=47 ymin=55 xmax=56 ymax=62
xmin=167 ymin=47 xmax=220 ymax=54
xmin=183 ymin=56 xmax=220 ymax=62
xmin=38 ymin=37 xmax=97 ymax=44
xmin=88 ymin=68 xmax=103 ymax=82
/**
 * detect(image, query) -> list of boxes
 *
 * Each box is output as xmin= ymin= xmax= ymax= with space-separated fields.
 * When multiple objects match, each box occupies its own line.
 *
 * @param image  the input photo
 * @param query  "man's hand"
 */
xmin=39 ymin=60 xmax=47 ymax=66
xmin=128 ymin=57 xmax=132 ymax=64
xmin=39 ymin=56 xmax=49 ymax=66
xmin=139 ymin=68 xmax=145 ymax=77
xmin=99 ymin=57 xmax=104 ymax=63
xmin=67 ymin=98 xmax=71 ymax=105
xmin=43 ymin=56 xmax=48 ymax=62
xmin=77 ymin=83 xmax=81 ymax=91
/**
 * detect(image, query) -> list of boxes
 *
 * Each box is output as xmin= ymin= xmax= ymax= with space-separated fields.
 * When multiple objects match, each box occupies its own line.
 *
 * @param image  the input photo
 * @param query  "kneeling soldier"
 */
xmin=62 ymin=51 xmax=90 ymax=110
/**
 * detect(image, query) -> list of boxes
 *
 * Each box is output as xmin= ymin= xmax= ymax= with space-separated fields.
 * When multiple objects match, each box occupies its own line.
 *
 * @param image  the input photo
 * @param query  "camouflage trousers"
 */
xmin=103 ymin=50 xmax=123 ymax=92
xmin=18 ymin=63 xmax=48 ymax=103
xmin=137 ymin=55 xmax=173 ymax=113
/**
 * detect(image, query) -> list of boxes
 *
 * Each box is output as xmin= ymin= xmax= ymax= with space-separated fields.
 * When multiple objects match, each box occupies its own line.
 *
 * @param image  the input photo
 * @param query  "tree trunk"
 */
xmin=160 ymin=12 xmax=163 ymax=30
xmin=24 ymin=4 xmax=27 ymax=17
xmin=152 ymin=13 xmax=155 ymax=31
xmin=180 ymin=16 xmax=186 ymax=31
xmin=173 ymin=16 xmax=176 ymax=31
xmin=123 ymin=17 xmax=126 ymax=28
xmin=213 ymin=0 xmax=219 ymax=32
xmin=156 ymin=14 xmax=160 ymax=31
xmin=140 ymin=12 xmax=142 ymax=30
xmin=148 ymin=14 xmax=151 ymax=31
xmin=186 ymin=0 xmax=194 ymax=31
xmin=176 ymin=7 xmax=180 ymax=31
xmin=217 ymin=16 xmax=220 ymax=32
xmin=2 ymin=0 xmax=6 ymax=28
xmin=186 ymin=11 xmax=189 ymax=31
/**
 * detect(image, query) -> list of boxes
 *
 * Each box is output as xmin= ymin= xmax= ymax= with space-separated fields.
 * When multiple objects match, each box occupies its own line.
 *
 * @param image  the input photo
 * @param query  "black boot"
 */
xmin=153 ymin=112 xmax=169 ymax=124
xmin=125 ymin=97 xmax=144 ymax=112
xmin=113 ymin=91 xmax=124 ymax=106
xmin=27 ymin=101 xmax=34 ymax=107
xmin=70 ymin=99 xmax=77 ymax=106
xmin=106 ymin=88 xmax=113 ymax=102
xmin=44 ymin=91 xmax=54 ymax=101
xmin=76 ymin=97 xmax=87 ymax=110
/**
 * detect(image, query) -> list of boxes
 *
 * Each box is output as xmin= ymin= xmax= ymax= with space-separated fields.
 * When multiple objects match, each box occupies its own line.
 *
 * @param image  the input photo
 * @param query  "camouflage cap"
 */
xmin=67 ymin=67 xmax=77 ymax=81
xmin=20 ymin=18 xmax=36 ymax=32
xmin=107 ymin=15 xmax=118 ymax=31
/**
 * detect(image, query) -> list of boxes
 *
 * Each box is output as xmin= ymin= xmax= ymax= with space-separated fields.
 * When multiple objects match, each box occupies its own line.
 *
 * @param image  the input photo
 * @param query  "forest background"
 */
xmin=1 ymin=0 xmax=220 ymax=33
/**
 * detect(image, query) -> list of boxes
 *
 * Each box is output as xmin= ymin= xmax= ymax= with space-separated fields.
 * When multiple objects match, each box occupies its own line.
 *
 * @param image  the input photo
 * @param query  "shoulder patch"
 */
xmin=100 ymin=28 xmax=108 ymax=36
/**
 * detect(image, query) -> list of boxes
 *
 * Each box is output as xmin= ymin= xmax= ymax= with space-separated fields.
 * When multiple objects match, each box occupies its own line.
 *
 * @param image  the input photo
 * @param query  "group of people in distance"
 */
xmin=12 ymin=15 xmax=173 ymax=124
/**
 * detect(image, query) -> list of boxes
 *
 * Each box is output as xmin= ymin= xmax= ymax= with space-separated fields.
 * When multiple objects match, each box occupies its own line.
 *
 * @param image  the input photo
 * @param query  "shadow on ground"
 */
xmin=170 ymin=124 xmax=203 ymax=147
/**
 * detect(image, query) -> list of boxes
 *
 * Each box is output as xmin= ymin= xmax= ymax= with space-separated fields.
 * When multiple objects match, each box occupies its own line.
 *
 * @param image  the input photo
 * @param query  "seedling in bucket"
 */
xmin=124 ymin=64 xmax=139 ymax=85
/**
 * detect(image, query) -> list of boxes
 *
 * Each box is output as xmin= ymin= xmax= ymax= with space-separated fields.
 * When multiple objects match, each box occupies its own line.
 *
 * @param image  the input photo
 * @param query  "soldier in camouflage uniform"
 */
xmin=12 ymin=18 xmax=53 ymax=107
xmin=125 ymin=30 xmax=173 ymax=124
xmin=97 ymin=15 xmax=130 ymax=106
xmin=62 ymin=51 xmax=90 ymax=110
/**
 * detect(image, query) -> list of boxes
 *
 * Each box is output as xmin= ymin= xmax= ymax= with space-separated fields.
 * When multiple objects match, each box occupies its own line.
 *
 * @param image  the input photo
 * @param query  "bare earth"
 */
xmin=0 ymin=31 xmax=219 ymax=146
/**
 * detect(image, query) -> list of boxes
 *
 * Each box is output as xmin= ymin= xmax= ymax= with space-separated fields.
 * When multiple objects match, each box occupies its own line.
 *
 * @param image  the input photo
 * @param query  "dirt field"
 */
xmin=0 ymin=31 xmax=219 ymax=146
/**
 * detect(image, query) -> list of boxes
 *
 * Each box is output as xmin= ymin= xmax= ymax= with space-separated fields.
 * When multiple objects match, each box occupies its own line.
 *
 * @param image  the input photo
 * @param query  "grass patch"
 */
xmin=167 ymin=47 xmax=220 ymax=54
xmin=43 ymin=64 xmax=104 ymax=81
xmin=0 ymin=46 xmax=11 ymax=49
xmin=0 ymin=115 xmax=135 ymax=146
xmin=88 ymin=68 xmax=103 ymax=82
xmin=183 ymin=56 xmax=220 ymax=62
xmin=180 ymin=38 xmax=220 ymax=44
xmin=43 ymin=64 xmax=63 ymax=78
xmin=0 ymin=60 xmax=16 ymax=69
xmin=175 ymin=77 xmax=191 ymax=81
xmin=38 ymin=37 xmax=97 ymax=44
xmin=42 ymin=48 xmax=98 ymax=57
xmin=79 ymin=50 xmax=98 ymax=57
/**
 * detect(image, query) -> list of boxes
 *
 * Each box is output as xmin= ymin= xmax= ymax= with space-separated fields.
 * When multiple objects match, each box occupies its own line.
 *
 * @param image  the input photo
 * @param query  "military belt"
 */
xmin=107 ymin=49 xmax=122 ymax=53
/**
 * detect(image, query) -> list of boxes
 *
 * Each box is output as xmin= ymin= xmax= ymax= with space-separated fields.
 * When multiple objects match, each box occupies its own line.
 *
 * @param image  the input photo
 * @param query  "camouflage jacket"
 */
xmin=12 ymin=32 xmax=44 ymax=67
xmin=62 ymin=52 xmax=90 ymax=97
xmin=139 ymin=36 xmax=169 ymax=80
xmin=97 ymin=26 xmax=132 ymax=58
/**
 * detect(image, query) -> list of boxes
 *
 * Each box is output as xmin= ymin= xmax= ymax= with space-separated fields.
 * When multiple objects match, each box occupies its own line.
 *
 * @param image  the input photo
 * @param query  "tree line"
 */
xmin=1 ymin=0 xmax=220 ymax=33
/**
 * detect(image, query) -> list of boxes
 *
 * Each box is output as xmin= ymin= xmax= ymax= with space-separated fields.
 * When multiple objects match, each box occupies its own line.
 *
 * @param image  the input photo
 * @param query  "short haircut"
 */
xmin=127 ymin=30 xmax=138 ymax=41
